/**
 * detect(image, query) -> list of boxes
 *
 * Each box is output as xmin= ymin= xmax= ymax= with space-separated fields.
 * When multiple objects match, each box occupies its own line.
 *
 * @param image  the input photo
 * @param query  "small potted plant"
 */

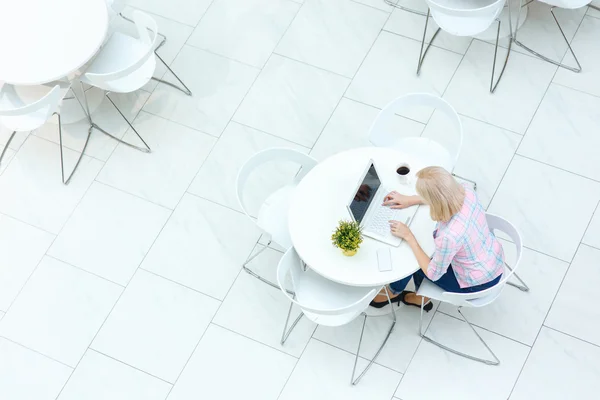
xmin=331 ymin=220 xmax=363 ymax=257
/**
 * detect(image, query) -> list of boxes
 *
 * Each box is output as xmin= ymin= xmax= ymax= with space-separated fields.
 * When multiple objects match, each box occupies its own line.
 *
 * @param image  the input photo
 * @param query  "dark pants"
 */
xmin=389 ymin=266 xmax=502 ymax=295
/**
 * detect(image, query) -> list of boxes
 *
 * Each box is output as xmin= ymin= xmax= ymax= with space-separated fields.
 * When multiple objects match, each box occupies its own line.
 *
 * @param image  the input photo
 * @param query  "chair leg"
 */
xmin=513 ymin=7 xmax=582 ymax=73
xmin=490 ymin=19 xmax=512 ymax=94
xmin=419 ymin=304 xmax=500 ymax=365
xmin=151 ymin=52 xmax=193 ymax=96
xmin=351 ymin=287 xmax=397 ymax=385
xmin=416 ymin=8 xmax=442 ymax=76
xmin=57 ymin=112 xmax=92 ymax=185
xmin=452 ymin=173 xmax=477 ymax=191
xmin=280 ymin=297 xmax=304 ymax=345
xmin=78 ymin=82 xmax=152 ymax=153
xmin=92 ymin=93 xmax=151 ymax=153
xmin=384 ymin=0 xmax=429 ymax=16
xmin=243 ymin=240 xmax=295 ymax=295
xmin=0 ymin=130 xmax=17 ymax=167
xmin=590 ymin=4 xmax=600 ymax=12
xmin=504 ymin=262 xmax=530 ymax=292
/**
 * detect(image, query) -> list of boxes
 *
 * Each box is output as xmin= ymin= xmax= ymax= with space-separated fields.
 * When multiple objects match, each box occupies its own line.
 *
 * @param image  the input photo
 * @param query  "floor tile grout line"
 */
xmin=435 ymin=309 xmax=533 ymax=348
xmin=44 ymin=255 xmax=126 ymax=288
xmin=504 ymin=15 xmax=590 ymax=375
xmin=54 ymin=284 xmax=128 ymax=400
xmin=551 ymin=80 xmax=600 ymax=101
xmin=393 ymin=303 xmax=441 ymax=393
xmin=494 ymin=235 xmax=575 ymax=265
xmin=381 ymin=28 xmax=468 ymax=58
xmin=126 ymin=108 xmax=220 ymax=139
xmin=350 ymin=0 xmax=397 ymax=13
xmin=0 ymin=335 xmax=74 ymax=370
xmin=485 ymin=72 xmax=560 ymax=210
xmin=183 ymin=41 xmax=277 ymax=70
xmin=91 ymin=180 xmax=173 ymax=212
xmin=177 ymin=2 xmax=305 ymax=202
xmin=306 ymin=1 xmax=397 ymax=152
xmin=183 ymin=191 xmax=253 ymax=216
xmin=1 ymin=160 xmax=103 ymax=317
xmin=224 ymin=120 xmax=312 ymax=150
xmin=271 ymin=52 xmax=356 ymax=80
xmin=513 ymin=153 xmax=600 ymax=185
xmin=161 ymin=236 xmax=265 ymax=399
xmin=86 ymin=348 xmax=175 ymax=385
xmin=487 ymin=8 xmax=587 ymax=213
xmin=541 ymin=324 xmax=600 ymax=350
xmin=0 ymin=211 xmax=57 ymax=238
xmin=182 ymin=0 xmax=306 ymax=202
xmin=309 ymin=336 xmax=403 ymax=375
xmin=0 ymin=171 xmax=105 ymax=398
xmin=506 ymin=169 xmax=596 ymax=399
xmin=138 ymin=268 xmax=223 ymax=303
xmin=211 ymin=321 xmax=303 ymax=360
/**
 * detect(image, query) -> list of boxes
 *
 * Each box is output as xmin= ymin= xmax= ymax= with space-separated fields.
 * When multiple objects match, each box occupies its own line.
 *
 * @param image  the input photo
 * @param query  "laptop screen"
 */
xmin=349 ymin=163 xmax=381 ymax=223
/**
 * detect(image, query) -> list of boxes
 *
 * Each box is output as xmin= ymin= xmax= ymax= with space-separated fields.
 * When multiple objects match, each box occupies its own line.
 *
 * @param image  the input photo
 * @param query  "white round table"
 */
xmin=0 ymin=0 xmax=108 ymax=85
xmin=289 ymin=147 xmax=437 ymax=288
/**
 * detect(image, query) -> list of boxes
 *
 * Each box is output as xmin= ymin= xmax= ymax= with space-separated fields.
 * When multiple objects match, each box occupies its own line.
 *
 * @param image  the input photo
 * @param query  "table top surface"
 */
xmin=0 ymin=0 xmax=108 ymax=85
xmin=288 ymin=147 xmax=438 ymax=288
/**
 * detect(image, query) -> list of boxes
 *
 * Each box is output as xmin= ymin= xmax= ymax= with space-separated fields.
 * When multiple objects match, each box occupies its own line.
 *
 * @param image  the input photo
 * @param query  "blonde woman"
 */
xmin=370 ymin=166 xmax=504 ymax=310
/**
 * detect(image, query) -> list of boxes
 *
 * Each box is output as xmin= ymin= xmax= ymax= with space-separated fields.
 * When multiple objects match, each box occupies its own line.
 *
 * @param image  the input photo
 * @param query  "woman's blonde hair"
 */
xmin=415 ymin=167 xmax=465 ymax=222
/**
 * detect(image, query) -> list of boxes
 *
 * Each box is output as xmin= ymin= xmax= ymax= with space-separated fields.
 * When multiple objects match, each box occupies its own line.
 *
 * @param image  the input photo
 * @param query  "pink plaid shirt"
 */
xmin=427 ymin=186 xmax=504 ymax=288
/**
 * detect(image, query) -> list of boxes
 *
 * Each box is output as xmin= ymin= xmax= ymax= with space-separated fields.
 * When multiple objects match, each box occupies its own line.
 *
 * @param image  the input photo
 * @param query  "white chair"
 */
xmin=105 ymin=1 xmax=175 ymax=85
xmin=416 ymin=213 xmax=528 ymax=365
xmin=0 ymin=83 xmax=90 ymax=184
xmin=79 ymin=10 xmax=189 ymax=153
xmin=277 ymin=248 xmax=395 ymax=385
xmin=512 ymin=0 xmax=592 ymax=72
xmin=236 ymin=148 xmax=318 ymax=290
xmin=418 ymin=0 xmax=510 ymax=93
xmin=368 ymin=93 xmax=477 ymax=189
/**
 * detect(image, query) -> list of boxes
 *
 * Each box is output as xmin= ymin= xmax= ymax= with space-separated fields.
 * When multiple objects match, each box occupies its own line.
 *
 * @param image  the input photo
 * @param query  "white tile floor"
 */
xmin=1 ymin=0 xmax=600 ymax=399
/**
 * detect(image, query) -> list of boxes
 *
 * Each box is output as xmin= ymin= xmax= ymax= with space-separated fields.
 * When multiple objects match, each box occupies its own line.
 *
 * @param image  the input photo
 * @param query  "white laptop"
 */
xmin=346 ymin=161 xmax=419 ymax=246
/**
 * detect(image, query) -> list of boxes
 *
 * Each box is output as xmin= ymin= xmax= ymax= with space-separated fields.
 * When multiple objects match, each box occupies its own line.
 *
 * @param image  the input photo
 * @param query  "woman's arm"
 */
xmin=389 ymin=221 xmax=430 ymax=273
xmin=383 ymin=192 xmax=423 ymax=209
xmin=405 ymin=233 xmax=431 ymax=274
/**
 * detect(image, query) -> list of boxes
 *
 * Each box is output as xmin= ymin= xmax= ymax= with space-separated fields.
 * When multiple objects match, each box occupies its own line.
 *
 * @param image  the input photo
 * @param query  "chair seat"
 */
xmin=391 ymin=137 xmax=454 ymax=172
xmin=295 ymin=269 xmax=377 ymax=327
xmin=257 ymin=184 xmax=296 ymax=249
xmin=0 ymin=83 xmax=67 ymax=131
xmin=416 ymin=279 xmax=446 ymax=301
xmin=417 ymin=279 xmax=499 ymax=308
xmin=428 ymin=0 xmax=505 ymax=37
xmin=80 ymin=32 xmax=156 ymax=93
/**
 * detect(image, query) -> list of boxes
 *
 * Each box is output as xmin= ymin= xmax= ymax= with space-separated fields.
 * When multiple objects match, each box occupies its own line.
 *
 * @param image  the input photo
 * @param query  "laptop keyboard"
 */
xmin=365 ymin=206 xmax=404 ymax=236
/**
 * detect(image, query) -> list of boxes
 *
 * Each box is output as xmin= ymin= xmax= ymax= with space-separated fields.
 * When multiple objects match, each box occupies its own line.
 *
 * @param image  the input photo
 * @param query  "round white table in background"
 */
xmin=289 ymin=147 xmax=437 ymax=289
xmin=0 ymin=0 xmax=108 ymax=123
xmin=0 ymin=0 xmax=108 ymax=85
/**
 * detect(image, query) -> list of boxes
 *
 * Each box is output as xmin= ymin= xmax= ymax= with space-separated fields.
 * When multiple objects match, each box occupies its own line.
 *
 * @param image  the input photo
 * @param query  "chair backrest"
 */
xmin=106 ymin=0 xmax=126 ymax=14
xmin=436 ymin=213 xmax=523 ymax=307
xmin=276 ymin=248 xmax=377 ymax=318
xmin=236 ymin=147 xmax=318 ymax=220
xmin=0 ymin=84 xmax=62 ymax=121
xmin=426 ymin=0 xmax=506 ymax=37
xmin=85 ymin=10 xmax=158 ymax=85
xmin=369 ymin=93 xmax=463 ymax=166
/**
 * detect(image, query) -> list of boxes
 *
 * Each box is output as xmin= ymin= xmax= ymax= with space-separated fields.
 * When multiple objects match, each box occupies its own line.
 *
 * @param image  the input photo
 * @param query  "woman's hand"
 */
xmin=389 ymin=220 xmax=413 ymax=240
xmin=383 ymin=191 xmax=420 ymax=209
